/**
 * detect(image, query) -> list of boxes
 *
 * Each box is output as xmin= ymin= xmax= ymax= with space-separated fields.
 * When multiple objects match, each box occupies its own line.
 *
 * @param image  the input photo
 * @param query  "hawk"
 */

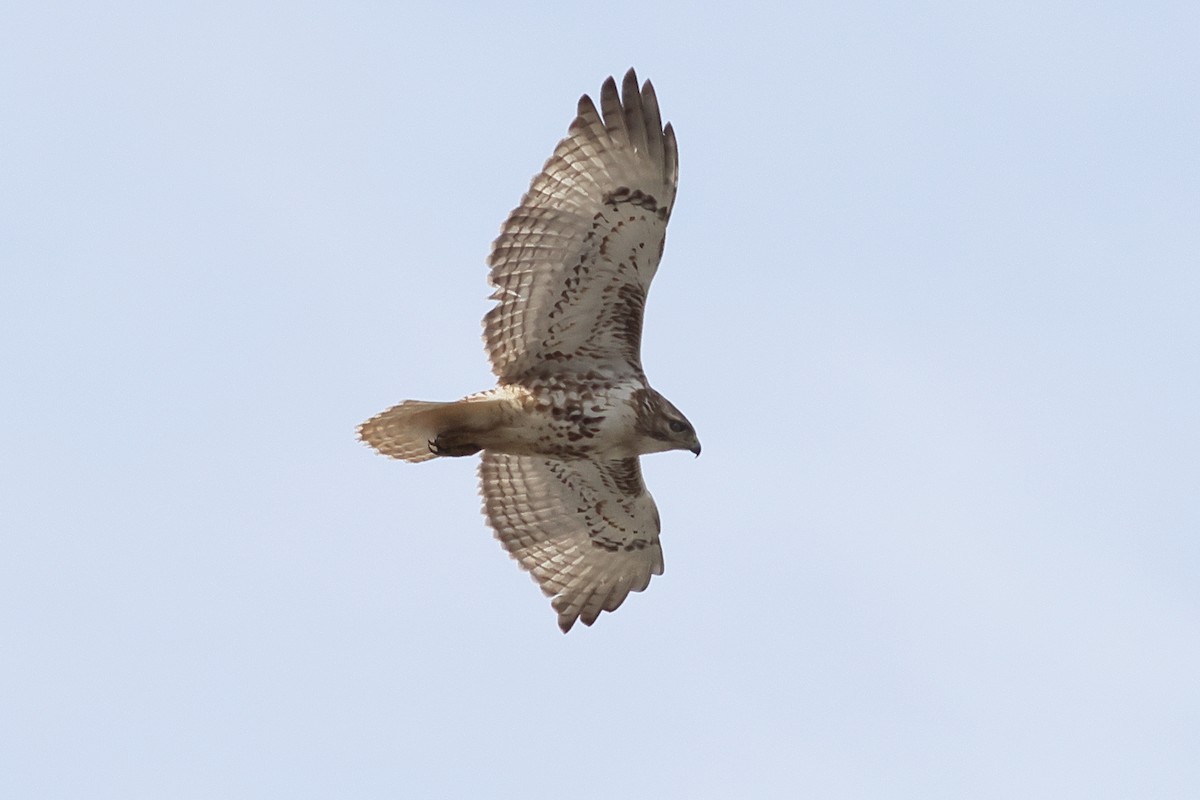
xmin=359 ymin=69 xmax=699 ymax=632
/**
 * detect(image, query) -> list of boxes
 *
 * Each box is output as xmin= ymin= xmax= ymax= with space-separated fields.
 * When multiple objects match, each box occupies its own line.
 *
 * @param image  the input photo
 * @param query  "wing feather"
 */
xmin=600 ymin=76 xmax=630 ymax=150
xmin=621 ymin=70 xmax=648 ymax=157
xmin=479 ymin=453 xmax=664 ymax=632
xmin=641 ymin=80 xmax=665 ymax=165
xmin=484 ymin=69 xmax=678 ymax=382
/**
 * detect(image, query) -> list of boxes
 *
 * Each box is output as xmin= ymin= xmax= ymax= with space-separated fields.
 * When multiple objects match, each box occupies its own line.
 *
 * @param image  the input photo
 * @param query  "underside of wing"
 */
xmin=479 ymin=452 xmax=664 ymax=632
xmin=484 ymin=69 xmax=679 ymax=382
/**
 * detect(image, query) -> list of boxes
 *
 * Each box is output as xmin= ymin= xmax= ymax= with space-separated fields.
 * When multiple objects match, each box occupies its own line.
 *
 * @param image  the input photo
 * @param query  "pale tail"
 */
xmin=358 ymin=398 xmax=507 ymax=463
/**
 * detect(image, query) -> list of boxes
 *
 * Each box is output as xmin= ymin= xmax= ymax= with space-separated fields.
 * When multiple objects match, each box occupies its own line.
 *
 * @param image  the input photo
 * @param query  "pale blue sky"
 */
xmin=3 ymin=2 xmax=1198 ymax=798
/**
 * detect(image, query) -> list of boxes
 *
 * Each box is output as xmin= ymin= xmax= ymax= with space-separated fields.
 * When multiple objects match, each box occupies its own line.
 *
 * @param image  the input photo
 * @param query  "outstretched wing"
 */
xmin=483 ymin=69 xmax=679 ymax=382
xmin=479 ymin=452 xmax=664 ymax=632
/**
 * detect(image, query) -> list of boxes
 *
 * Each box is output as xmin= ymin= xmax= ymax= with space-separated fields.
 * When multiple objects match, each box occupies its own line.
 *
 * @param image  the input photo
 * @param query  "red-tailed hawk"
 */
xmin=359 ymin=69 xmax=698 ymax=632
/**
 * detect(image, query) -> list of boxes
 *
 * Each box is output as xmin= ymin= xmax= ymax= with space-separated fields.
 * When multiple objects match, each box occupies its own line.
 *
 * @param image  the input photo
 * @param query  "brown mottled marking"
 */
xmin=608 ymin=457 xmax=645 ymax=498
xmin=591 ymin=535 xmax=621 ymax=552
xmin=603 ymin=186 xmax=660 ymax=213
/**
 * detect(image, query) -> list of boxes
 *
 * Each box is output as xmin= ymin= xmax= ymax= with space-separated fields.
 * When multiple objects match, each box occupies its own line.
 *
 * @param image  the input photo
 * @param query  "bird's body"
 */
xmin=360 ymin=69 xmax=697 ymax=632
xmin=362 ymin=379 xmax=689 ymax=462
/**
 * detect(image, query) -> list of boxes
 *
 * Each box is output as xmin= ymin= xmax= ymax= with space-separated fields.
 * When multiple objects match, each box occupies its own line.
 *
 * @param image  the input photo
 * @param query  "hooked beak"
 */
xmin=690 ymin=442 xmax=702 ymax=457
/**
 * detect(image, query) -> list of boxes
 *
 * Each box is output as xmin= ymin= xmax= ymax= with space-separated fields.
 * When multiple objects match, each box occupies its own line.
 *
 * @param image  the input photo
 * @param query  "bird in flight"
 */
xmin=359 ymin=69 xmax=698 ymax=632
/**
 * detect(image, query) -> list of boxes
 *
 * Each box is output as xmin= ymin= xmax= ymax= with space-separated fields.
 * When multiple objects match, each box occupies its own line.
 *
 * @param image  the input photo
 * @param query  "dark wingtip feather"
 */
xmin=572 ymin=93 xmax=600 ymax=133
xmin=663 ymin=121 xmax=678 ymax=188
xmin=600 ymin=75 xmax=619 ymax=105
xmin=598 ymin=75 xmax=628 ymax=146
xmin=640 ymin=79 xmax=665 ymax=164
xmin=621 ymin=68 xmax=649 ymax=155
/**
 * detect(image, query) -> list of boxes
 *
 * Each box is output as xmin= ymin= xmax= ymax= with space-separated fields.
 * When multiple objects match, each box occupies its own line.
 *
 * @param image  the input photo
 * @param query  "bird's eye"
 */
xmin=668 ymin=420 xmax=688 ymax=433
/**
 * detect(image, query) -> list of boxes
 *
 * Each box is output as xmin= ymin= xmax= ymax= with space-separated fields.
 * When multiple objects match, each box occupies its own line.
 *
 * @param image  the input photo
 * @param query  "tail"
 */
xmin=358 ymin=398 xmax=507 ymax=463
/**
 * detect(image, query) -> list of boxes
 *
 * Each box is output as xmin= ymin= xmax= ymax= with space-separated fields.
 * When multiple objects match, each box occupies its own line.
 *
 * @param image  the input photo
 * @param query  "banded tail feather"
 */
xmin=358 ymin=398 xmax=508 ymax=462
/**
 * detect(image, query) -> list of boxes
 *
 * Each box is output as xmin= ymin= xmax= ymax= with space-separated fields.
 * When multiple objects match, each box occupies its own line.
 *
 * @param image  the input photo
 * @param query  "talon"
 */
xmin=430 ymin=432 xmax=482 ymax=458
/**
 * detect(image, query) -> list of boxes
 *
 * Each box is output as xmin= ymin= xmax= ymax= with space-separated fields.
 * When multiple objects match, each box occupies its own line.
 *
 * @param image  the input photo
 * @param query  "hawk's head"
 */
xmin=634 ymin=388 xmax=701 ymax=457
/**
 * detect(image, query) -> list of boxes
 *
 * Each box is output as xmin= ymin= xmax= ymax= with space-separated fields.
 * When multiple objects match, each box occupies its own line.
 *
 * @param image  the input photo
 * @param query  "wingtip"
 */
xmin=621 ymin=67 xmax=639 ymax=96
xmin=600 ymin=74 xmax=619 ymax=100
